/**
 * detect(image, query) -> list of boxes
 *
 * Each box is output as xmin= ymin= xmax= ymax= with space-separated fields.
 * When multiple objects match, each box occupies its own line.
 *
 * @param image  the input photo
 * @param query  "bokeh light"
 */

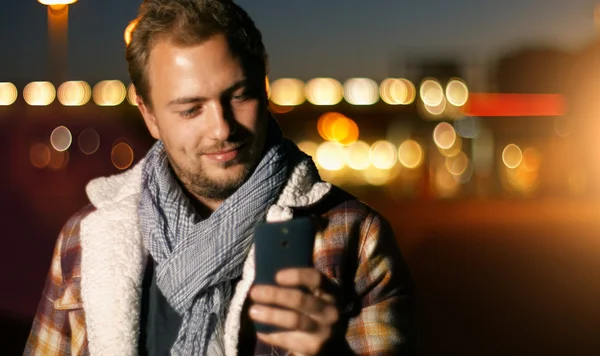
xmin=305 ymin=78 xmax=343 ymax=106
xmin=38 ymin=0 xmax=78 ymax=4
xmin=502 ymin=144 xmax=523 ymax=169
xmin=265 ymin=76 xmax=271 ymax=98
xmin=24 ymin=82 xmax=56 ymax=106
xmin=78 ymin=128 xmax=101 ymax=155
xmin=380 ymin=78 xmax=416 ymax=105
xmin=57 ymin=81 xmax=91 ymax=106
xmin=369 ymin=140 xmax=397 ymax=170
xmin=317 ymin=112 xmax=359 ymax=145
xmin=472 ymin=128 xmax=495 ymax=178
xmin=127 ymin=83 xmax=138 ymax=106
xmin=48 ymin=150 xmax=69 ymax=171
xmin=93 ymin=80 xmax=127 ymax=106
xmin=434 ymin=164 xmax=460 ymax=197
xmin=424 ymin=96 xmax=447 ymax=116
xmin=269 ymin=78 xmax=305 ymax=106
xmin=438 ymin=135 xmax=463 ymax=158
xmin=124 ymin=18 xmax=139 ymax=46
xmin=554 ymin=116 xmax=572 ymax=137
xmin=297 ymin=141 xmax=318 ymax=158
xmin=398 ymin=140 xmax=424 ymax=169
xmin=363 ymin=167 xmax=395 ymax=186
xmin=521 ymin=147 xmax=542 ymax=172
xmin=343 ymin=78 xmax=379 ymax=105
xmin=30 ymin=143 xmax=51 ymax=169
xmin=346 ymin=141 xmax=371 ymax=170
xmin=0 ymin=82 xmax=18 ymax=106
xmin=268 ymin=101 xmax=295 ymax=114
xmin=420 ymin=79 xmax=444 ymax=106
xmin=316 ymin=142 xmax=346 ymax=171
xmin=433 ymin=122 xmax=457 ymax=149
xmin=454 ymin=116 xmax=481 ymax=139
xmin=111 ymin=142 xmax=134 ymax=170
xmin=445 ymin=151 xmax=469 ymax=176
xmin=445 ymin=78 xmax=469 ymax=106
xmin=50 ymin=126 xmax=72 ymax=152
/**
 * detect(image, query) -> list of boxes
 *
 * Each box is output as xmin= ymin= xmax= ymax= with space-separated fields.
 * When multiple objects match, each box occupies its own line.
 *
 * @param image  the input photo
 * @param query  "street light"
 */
xmin=38 ymin=0 xmax=79 ymax=84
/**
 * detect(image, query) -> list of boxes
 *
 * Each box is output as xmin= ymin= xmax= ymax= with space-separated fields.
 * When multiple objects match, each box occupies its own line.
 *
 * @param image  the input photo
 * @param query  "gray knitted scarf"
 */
xmin=138 ymin=121 xmax=291 ymax=355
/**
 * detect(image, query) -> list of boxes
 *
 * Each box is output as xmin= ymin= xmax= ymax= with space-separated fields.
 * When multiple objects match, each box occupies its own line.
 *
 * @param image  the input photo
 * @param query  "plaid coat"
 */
xmin=24 ymin=159 xmax=414 ymax=356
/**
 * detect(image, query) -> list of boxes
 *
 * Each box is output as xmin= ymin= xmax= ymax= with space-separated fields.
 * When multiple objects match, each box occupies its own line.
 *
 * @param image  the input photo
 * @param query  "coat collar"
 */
xmin=80 ymin=154 xmax=331 ymax=355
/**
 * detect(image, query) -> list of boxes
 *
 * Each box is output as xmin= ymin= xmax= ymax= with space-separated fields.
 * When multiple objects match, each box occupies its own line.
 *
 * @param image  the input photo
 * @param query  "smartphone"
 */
xmin=252 ymin=216 xmax=316 ymax=334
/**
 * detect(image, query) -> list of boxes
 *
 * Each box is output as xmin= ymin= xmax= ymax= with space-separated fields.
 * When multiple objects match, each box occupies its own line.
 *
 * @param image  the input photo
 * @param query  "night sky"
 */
xmin=0 ymin=0 xmax=597 ymax=83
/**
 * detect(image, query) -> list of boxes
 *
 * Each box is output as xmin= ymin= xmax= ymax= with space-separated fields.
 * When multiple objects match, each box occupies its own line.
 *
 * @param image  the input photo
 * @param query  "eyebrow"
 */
xmin=167 ymin=78 xmax=248 ymax=107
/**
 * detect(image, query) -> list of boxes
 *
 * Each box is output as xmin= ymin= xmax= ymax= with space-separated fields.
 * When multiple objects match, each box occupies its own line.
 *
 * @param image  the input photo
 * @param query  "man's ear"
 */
xmin=137 ymin=96 xmax=160 ymax=140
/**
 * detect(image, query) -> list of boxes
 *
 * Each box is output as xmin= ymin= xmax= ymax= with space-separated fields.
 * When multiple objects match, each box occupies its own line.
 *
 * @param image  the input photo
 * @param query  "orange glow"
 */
xmin=48 ymin=149 xmax=69 ymax=171
xmin=24 ymin=82 xmax=56 ymax=106
xmin=265 ymin=76 xmax=271 ymax=98
xmin=317 ymin=112 xmax=359 ymax=145
xmin=438 ymin=135 xmax=462 ymax=158
xmin=124 ymin=19 xmax=139 ymax=46
xmin=369 ymin=141 xmax=397 ymax=170
xmin=463 ymin=93 xmax=565 ymax=117
xmin=445 ymin=152 xmax=469 ymax=176
xmin=38 ymin=0 xmax=78 ymax=5
xmin=346 ymin=141 xmax=371 ymax=170
xmin=297 ymin=141 xmax=318 ymax=158
xmin=521 ymin=147 xmax=542 ymax=172
xmin=316 ymin=142 xmax=345 ymax=171
xmin=112 ymin=142 xmax=134 ymax=170
xmin=30 ymin=143 xmax=51 ymax=169
xmin=0 ymin=82 xmax=18 ymax=106
xmin=268 ymin=101 xmax=295 ymax=114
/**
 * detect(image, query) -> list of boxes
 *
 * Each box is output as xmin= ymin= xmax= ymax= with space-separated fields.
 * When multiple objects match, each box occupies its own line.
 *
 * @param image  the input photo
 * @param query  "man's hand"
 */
xmin=249 ymin=268 xmax=340 ymax=356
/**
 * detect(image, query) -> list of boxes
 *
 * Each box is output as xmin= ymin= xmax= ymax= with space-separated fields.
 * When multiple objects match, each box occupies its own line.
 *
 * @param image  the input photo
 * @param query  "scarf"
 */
xmin=138 ymin=120 xmax=292 ymax=355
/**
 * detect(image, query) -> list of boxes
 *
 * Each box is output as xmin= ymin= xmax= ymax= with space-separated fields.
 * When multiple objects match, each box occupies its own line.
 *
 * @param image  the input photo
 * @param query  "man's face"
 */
xmin=138 ymin=34 xmax=268 ymax=201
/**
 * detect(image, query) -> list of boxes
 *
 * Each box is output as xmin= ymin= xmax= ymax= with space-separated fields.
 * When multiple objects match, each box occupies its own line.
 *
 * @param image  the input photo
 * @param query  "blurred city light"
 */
xmin=127 ymin=83 xmax=138 ymax=106
xmin=438 ymin=135 xmax=463 ymax=158
xmin=78 ymin=128 xmax=100 ymax=155
xmin=93 ymin=80 xmax=126 ymax=106
xmin=434 ymin=164 xmax=460 ymax=197
xmin=502 ymin=143 xmax=523 ymax=169
xmin=445 ymin=151 xmax=469 ymax=176
xmin=346 ymin=141 xmax=371 ymax=170
xmin=380 ymin=78 xmax=416 ymax=105
xmin=398 ymin=140 xmax=424 ymax=169
xmin=363 ymin=167 xmax=395 ymax=186
xmin=472 ymin=128 xmax=495 ymax=177
xmin=269 ymin=78 xmax=305 ymax=106
xmin=305 ymin=78 xmax=343 ymax=105
xmin=268 ymin=101 xmax=295 ymax=114
xmin=297 ymin=141 xmax=318 ymax=158
xmin=317 ymin=112 xmax=359 ymax=145
xmin=445 ymin=78 xmax=469 ymax=106
xmin=38 ymin=0 xmax=78 ymax=4
xmin=424 ymin=96 xmax=447 ymax=116
xmin=29 ymin=143 xmax=51 ymax=169
xmin=316 ymin=142 xmax=345 ymax=171
xmin=48 ymin=149 xmax=69 ymax=170
xmin=265 ymin=76 xmax=271 ymax=98
xmin=521 ymin=147 xmax=542 ymax=172
xmin=111 ymin=142 xmax=134 ymax=170
xmin=463 ymin=93 xmax=565 ymax=117
xmin=420 ymin=78 xmax=444 ymax=106
xmin=369 ymin=140 xmax=397 ymax=170
xmin=24 ymin=82 xmax=56 ymax=106
xmin=0 ymin=82 xmax=18 ymax=106
xmin=57 ymin=81 xmax=91 ymax=106
xmin=454 ymin=116 xmax=481 ymax=139
xmin=433 ymin=122 xmax=457 ymax=149
xmin=554 ymin=116 xmax=572 ymax=137
xmin=124 ymin=18 xmax=139 ymax=46
xmin=343 ymin=78 xmax=379 ymax=105
xmin=50 ymin=126 xmax=72 ymax=152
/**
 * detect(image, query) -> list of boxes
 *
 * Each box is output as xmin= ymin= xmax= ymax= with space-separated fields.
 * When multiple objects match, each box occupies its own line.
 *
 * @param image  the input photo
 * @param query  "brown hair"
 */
xmin=125 ymin=0 xmax=268 ymax=106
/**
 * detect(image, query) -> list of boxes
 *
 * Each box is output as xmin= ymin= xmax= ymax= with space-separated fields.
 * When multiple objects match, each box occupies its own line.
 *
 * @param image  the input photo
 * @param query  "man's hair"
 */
xmin=125 ymin=0 xmax=268 ymax=106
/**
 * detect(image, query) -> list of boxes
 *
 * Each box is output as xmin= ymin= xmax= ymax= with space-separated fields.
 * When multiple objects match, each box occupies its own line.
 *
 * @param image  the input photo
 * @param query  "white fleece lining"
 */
xmin=80 ymin=158 xmax=331 ymax=356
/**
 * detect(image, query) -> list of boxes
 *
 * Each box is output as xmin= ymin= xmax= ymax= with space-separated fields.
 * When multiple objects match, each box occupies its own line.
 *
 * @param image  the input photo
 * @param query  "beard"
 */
xmin=166 ymin=140 xmax=261 ymax=202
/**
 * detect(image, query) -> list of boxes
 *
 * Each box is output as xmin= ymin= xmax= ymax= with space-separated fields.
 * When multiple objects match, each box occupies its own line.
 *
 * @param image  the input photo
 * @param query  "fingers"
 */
xmin=257 ymin=330 xmax=329 ymax=356
xmin=250 ymin=285 xmax=327 ymax=315
xmin=250 ymin=304 xmax=319 ymax=332
xmin=275 ymin=268 xmax=322 ymax=291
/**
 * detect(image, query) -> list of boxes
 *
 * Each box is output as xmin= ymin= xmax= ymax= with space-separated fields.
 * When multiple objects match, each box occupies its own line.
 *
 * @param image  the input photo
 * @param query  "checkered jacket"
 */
xmin=23 ymin=162 xmax=414 ymax=356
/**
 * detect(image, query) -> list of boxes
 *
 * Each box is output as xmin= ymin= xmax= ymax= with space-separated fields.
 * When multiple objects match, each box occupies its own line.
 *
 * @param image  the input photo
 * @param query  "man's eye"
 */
xmin=232 ymin=93 xmax=248 ymax=102
xmin=180 ymin=107 xmax=200 ymax=118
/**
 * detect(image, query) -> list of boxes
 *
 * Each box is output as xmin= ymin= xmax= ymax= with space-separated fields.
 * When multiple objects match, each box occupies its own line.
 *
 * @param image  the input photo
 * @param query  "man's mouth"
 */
xmin=203 ymin=143 xmax=245 ymax=163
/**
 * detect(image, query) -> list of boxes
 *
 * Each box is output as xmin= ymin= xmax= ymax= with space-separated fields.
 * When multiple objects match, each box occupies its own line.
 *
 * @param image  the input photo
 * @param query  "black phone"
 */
xmin=252 ymin=216 xmax=316 ymax=334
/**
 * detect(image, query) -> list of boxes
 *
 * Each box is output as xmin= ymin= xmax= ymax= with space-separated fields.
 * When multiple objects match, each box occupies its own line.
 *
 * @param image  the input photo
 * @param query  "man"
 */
xmin=24 ymin=0 xmax=414 ymax=355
